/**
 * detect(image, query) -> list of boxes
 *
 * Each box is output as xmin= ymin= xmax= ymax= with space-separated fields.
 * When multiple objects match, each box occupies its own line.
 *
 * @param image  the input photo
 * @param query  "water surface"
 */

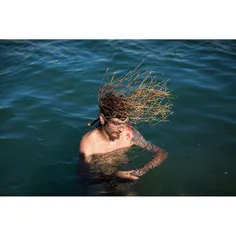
xmin=1 ymin=40 xmax=236 ymax=196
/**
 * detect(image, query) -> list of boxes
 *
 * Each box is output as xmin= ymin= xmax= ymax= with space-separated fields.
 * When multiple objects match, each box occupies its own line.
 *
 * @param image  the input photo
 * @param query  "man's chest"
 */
xmin=93 ymin=136 xmax=132 ymax=154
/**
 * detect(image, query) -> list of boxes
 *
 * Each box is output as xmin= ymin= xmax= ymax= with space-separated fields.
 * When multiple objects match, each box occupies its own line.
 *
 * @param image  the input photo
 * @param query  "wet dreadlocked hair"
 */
xmin=99 ymin=92 xmax=131 ymax=120
xmin=87 ymin=62 xmax=174 ymax=127
xmin=87 ymin=91 xmax=131 ymax=127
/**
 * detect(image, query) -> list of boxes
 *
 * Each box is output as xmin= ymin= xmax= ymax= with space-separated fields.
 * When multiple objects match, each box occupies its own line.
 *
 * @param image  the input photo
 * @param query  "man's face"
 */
xmin=104 ymin=117 xmax=129 ymax=140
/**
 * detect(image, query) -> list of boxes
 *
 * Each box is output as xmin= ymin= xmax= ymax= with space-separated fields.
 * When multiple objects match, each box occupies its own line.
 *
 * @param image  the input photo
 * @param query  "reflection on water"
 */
xmin=1 ymin=40 xmax=236 ymax=195
xmin=77 ymin=148 xmax=138 ymax=196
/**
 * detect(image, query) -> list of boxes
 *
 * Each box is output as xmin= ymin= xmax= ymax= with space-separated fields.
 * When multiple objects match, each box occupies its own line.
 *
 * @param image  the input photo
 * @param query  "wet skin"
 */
xmin=79 ymin=115 xmax=168 ymax=195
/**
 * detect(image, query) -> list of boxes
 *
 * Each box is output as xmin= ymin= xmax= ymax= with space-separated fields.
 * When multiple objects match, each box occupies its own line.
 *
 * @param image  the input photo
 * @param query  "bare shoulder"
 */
xmin=123 ymin=125 xmax=135 ymax=143
xmin=123 ymin=125 xmax=144 ymax=146
xmin=129 ymin=127 xmax=144 ymax=144
xmin=130 ymin=127 xmax=162 ymax=153
xmin=79 ymin=129 xmax=98 ymax=162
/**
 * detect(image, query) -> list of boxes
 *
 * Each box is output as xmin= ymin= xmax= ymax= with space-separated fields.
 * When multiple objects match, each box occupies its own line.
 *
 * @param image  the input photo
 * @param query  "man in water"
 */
xmin=79 ymin=92 xmax=168 ymax=195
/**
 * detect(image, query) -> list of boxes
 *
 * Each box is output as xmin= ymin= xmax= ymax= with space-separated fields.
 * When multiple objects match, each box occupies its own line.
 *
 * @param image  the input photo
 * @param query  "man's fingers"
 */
xmin=128 ymin=174 xmax=139 ymax=181
xmin=116 ymin=171 xmax=139 ymax=180
xmin=126 ymin=171 xmax=139 ymax=180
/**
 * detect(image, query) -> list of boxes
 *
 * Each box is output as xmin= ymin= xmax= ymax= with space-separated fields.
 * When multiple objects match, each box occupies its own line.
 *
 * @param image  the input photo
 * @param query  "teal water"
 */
xmin=0 ymin=40 xmax=236 ymax=196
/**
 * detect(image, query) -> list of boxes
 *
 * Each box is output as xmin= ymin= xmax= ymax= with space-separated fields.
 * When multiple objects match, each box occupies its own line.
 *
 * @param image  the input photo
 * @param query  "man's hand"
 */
xmin=132 ymin=168 xmax=145 ymax=177
xmin=116 ymin=170 xmax=139 ymax=181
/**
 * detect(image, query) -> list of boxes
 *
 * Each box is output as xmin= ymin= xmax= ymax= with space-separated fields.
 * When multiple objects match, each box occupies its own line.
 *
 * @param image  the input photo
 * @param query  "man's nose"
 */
xmin=118 ymin=126 xmax=124 ymax=132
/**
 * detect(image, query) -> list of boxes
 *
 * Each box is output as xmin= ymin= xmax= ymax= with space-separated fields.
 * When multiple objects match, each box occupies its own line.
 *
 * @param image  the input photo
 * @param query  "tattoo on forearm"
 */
xmin=131 ymin=128 xmax=168 ymax=176
xmin=140 ymin=149 xmax=167 ymax=175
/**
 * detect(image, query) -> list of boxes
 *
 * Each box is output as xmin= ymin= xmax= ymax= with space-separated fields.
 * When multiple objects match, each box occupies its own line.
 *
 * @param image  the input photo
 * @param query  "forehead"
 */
xmin=110 ymin=117 xmax=129 ymax=123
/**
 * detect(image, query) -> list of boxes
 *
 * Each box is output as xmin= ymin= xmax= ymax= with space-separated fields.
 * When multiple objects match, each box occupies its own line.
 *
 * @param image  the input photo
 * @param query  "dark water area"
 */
xmin=1 ymin=40 xmax=236 ymax=196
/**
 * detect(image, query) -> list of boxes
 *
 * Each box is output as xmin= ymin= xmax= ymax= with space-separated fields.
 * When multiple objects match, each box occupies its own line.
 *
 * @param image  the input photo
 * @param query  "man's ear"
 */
xmin=99 ymin=113 xmax=105 ymax=125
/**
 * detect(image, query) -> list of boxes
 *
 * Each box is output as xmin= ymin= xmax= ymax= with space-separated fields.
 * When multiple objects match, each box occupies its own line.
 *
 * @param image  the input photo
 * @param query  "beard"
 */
xmin=111 ymin=132 xmax=121 ymax=139
xmin=104 ymin=126 xmax=122 ymax=141
xmin=109 ymin=131 xmax=121 ymax=140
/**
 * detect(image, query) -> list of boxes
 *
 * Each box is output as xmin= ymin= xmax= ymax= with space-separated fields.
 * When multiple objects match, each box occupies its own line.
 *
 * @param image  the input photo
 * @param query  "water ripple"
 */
xmin=1 ymin=40 xmax=236 ymax=196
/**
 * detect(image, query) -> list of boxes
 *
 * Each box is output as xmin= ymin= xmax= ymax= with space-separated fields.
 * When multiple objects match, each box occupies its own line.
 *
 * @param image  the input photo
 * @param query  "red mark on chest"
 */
xmin=126 ymin=126 xmax=133 ymax=140
xmin=127 ymin=125 xmax=132 ymax=131
xmin=126 ymin=132 xmax=131 ymax=139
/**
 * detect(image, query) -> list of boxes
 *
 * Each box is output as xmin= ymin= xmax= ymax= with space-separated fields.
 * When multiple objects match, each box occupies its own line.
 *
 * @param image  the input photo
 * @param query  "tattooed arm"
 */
xmin=130 ymin=128 xmax=168 ymax=177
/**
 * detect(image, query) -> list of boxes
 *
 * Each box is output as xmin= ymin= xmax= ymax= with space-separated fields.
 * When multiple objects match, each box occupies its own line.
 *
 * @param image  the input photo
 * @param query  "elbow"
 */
xmin=154 ymin=149 xmax=168 ymax=162
xmin=164 ymin=150 xmax=168 ymax=159
xmin=160 ymin=149 xmax=168 ymax=161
